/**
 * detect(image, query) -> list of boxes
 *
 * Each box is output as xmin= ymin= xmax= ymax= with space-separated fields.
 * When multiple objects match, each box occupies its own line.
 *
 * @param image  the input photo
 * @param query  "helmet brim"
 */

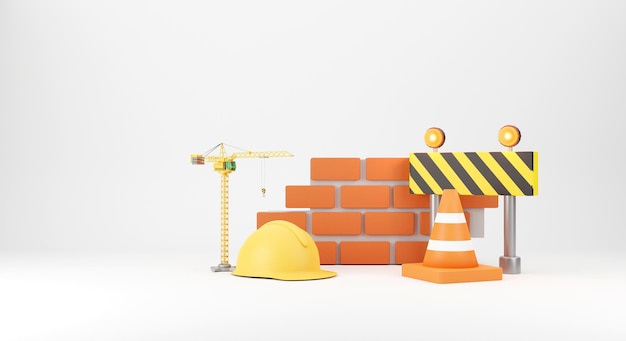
xmin=233 ymin=268 xmax=337 ymax=281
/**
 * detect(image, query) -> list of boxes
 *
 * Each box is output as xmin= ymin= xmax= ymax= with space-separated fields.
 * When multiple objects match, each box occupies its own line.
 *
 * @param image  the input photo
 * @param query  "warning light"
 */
xmin=498 ymin=125 xmax=521 ymax=148
xmin=424 ymin=127 xmax=445 ymax=149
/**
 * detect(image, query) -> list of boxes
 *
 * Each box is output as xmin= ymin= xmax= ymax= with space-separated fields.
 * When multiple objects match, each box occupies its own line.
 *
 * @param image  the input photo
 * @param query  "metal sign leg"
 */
xmin=499 ymin=195 xmax=521 ymax=274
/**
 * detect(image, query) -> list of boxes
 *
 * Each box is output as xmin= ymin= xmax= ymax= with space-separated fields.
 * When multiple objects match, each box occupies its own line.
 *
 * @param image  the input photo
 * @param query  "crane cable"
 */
xmin=202 ymin=143 xmax=221 ymax=157
xmin=261 ymin=157 xmax=266 ymax=198
xmin=203 ymin=143 xmax=249 ymax=157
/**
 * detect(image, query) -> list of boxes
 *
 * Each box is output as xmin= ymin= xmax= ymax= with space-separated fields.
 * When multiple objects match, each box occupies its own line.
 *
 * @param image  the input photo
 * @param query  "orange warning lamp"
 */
xmin=424 ymin=127 xmax=445 ymax=149
xmin=498 ymin=125 xmax=521 ymax=149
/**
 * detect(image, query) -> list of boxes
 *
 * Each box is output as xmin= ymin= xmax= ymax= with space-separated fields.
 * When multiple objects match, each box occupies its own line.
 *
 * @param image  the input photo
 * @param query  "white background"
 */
xmin=1 ymin=1 xmax=625 ymax=340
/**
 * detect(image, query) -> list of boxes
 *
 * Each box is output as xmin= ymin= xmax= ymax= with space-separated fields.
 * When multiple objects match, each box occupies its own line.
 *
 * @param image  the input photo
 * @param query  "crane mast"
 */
xmin=190 ymin=142 xmax=293 ymax=272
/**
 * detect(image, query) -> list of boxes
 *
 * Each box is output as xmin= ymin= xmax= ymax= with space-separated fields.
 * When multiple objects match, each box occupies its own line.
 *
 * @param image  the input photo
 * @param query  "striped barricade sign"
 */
xmin=409 ymin=151 xmax=538 ymax=196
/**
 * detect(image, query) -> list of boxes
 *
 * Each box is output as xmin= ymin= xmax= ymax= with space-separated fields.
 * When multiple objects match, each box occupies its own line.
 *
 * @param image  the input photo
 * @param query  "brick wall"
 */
xmin=257 ymin=157 xmax=498 ymax=265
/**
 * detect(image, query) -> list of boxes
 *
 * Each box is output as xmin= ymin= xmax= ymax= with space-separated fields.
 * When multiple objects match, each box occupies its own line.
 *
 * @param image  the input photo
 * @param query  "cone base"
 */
xmin=402 ymin=263 xmax=502 ymax=284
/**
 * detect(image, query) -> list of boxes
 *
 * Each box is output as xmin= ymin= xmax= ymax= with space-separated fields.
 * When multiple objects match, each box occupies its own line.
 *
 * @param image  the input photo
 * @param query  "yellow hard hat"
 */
xmin=232 ymin=220 xmax=337 ymax=281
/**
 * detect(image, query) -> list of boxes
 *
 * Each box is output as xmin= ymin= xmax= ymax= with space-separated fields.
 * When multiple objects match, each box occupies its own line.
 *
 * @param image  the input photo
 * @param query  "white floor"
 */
xmin=1 ymin=252 xmax=625 ymax=341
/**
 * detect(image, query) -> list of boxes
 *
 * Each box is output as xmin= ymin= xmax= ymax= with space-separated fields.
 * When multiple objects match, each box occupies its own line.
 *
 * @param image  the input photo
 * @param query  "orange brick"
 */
xmin=395 ymin=241 xmax=428 ymax=264
xmin=311 ymin=158 xmax=360 ymax=181
xmin=339 ymin=242 xmax=390 ymax=264
xmin=365 ymin=158 xmax=409 ymax=180
xmin=419 ymin=211 xmax=471 ymax=235
xmin=340 ymin=186 xmax=390 ymax=208
xmin=393 ymin=185 xmax=430 ymax=208
xmin=286 ymin=186 xmax=335 ymax=208
xmin=364 ymin=212 xmax=414 ymax=235
xmin=315 ymin=242 xmax=337 ymax=265
xmin=256 ymin=211 xmax=307 ymax=230
xmin=460 ymin=195 xmax=498 ymax=208
xmin=312 ymin=212 xmax=362 ymax=235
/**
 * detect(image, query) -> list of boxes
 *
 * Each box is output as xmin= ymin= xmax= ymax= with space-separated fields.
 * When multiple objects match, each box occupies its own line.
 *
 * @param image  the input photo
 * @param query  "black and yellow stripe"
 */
xmin=409 ymin=151 xmax=538 ymax=196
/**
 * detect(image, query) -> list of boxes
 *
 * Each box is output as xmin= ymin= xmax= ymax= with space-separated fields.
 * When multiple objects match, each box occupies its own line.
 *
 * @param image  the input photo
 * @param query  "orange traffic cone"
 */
xmin=402 ymin=189 xmax=502 ymax=283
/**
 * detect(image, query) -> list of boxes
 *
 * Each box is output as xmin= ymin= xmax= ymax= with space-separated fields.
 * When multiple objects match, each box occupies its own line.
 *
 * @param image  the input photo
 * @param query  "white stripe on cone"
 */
xmin=434 ymin=212 xmax=466 ymax=224
xmin=426 ymin=239 xmax=474 ymax=252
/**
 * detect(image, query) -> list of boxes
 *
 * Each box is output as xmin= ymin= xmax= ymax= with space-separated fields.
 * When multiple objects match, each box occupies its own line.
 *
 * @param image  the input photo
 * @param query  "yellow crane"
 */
xmin=190 ymin=143 xmax=293 ymax=272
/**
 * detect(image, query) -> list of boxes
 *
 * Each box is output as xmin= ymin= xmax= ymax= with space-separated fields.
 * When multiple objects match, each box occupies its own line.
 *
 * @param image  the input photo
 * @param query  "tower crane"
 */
xmin=190 ymin=142 xmax=293 ymax=272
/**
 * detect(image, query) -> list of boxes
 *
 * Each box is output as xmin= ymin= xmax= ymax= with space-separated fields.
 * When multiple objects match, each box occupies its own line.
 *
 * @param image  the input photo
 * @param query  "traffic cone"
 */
xmin=402 ymin=189 xmax=502 ymax=283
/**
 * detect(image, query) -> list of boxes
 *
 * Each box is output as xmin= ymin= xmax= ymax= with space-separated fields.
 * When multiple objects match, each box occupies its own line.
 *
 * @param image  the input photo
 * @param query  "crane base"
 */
xmin=211 ymin=263 xmax=236 ymax=272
